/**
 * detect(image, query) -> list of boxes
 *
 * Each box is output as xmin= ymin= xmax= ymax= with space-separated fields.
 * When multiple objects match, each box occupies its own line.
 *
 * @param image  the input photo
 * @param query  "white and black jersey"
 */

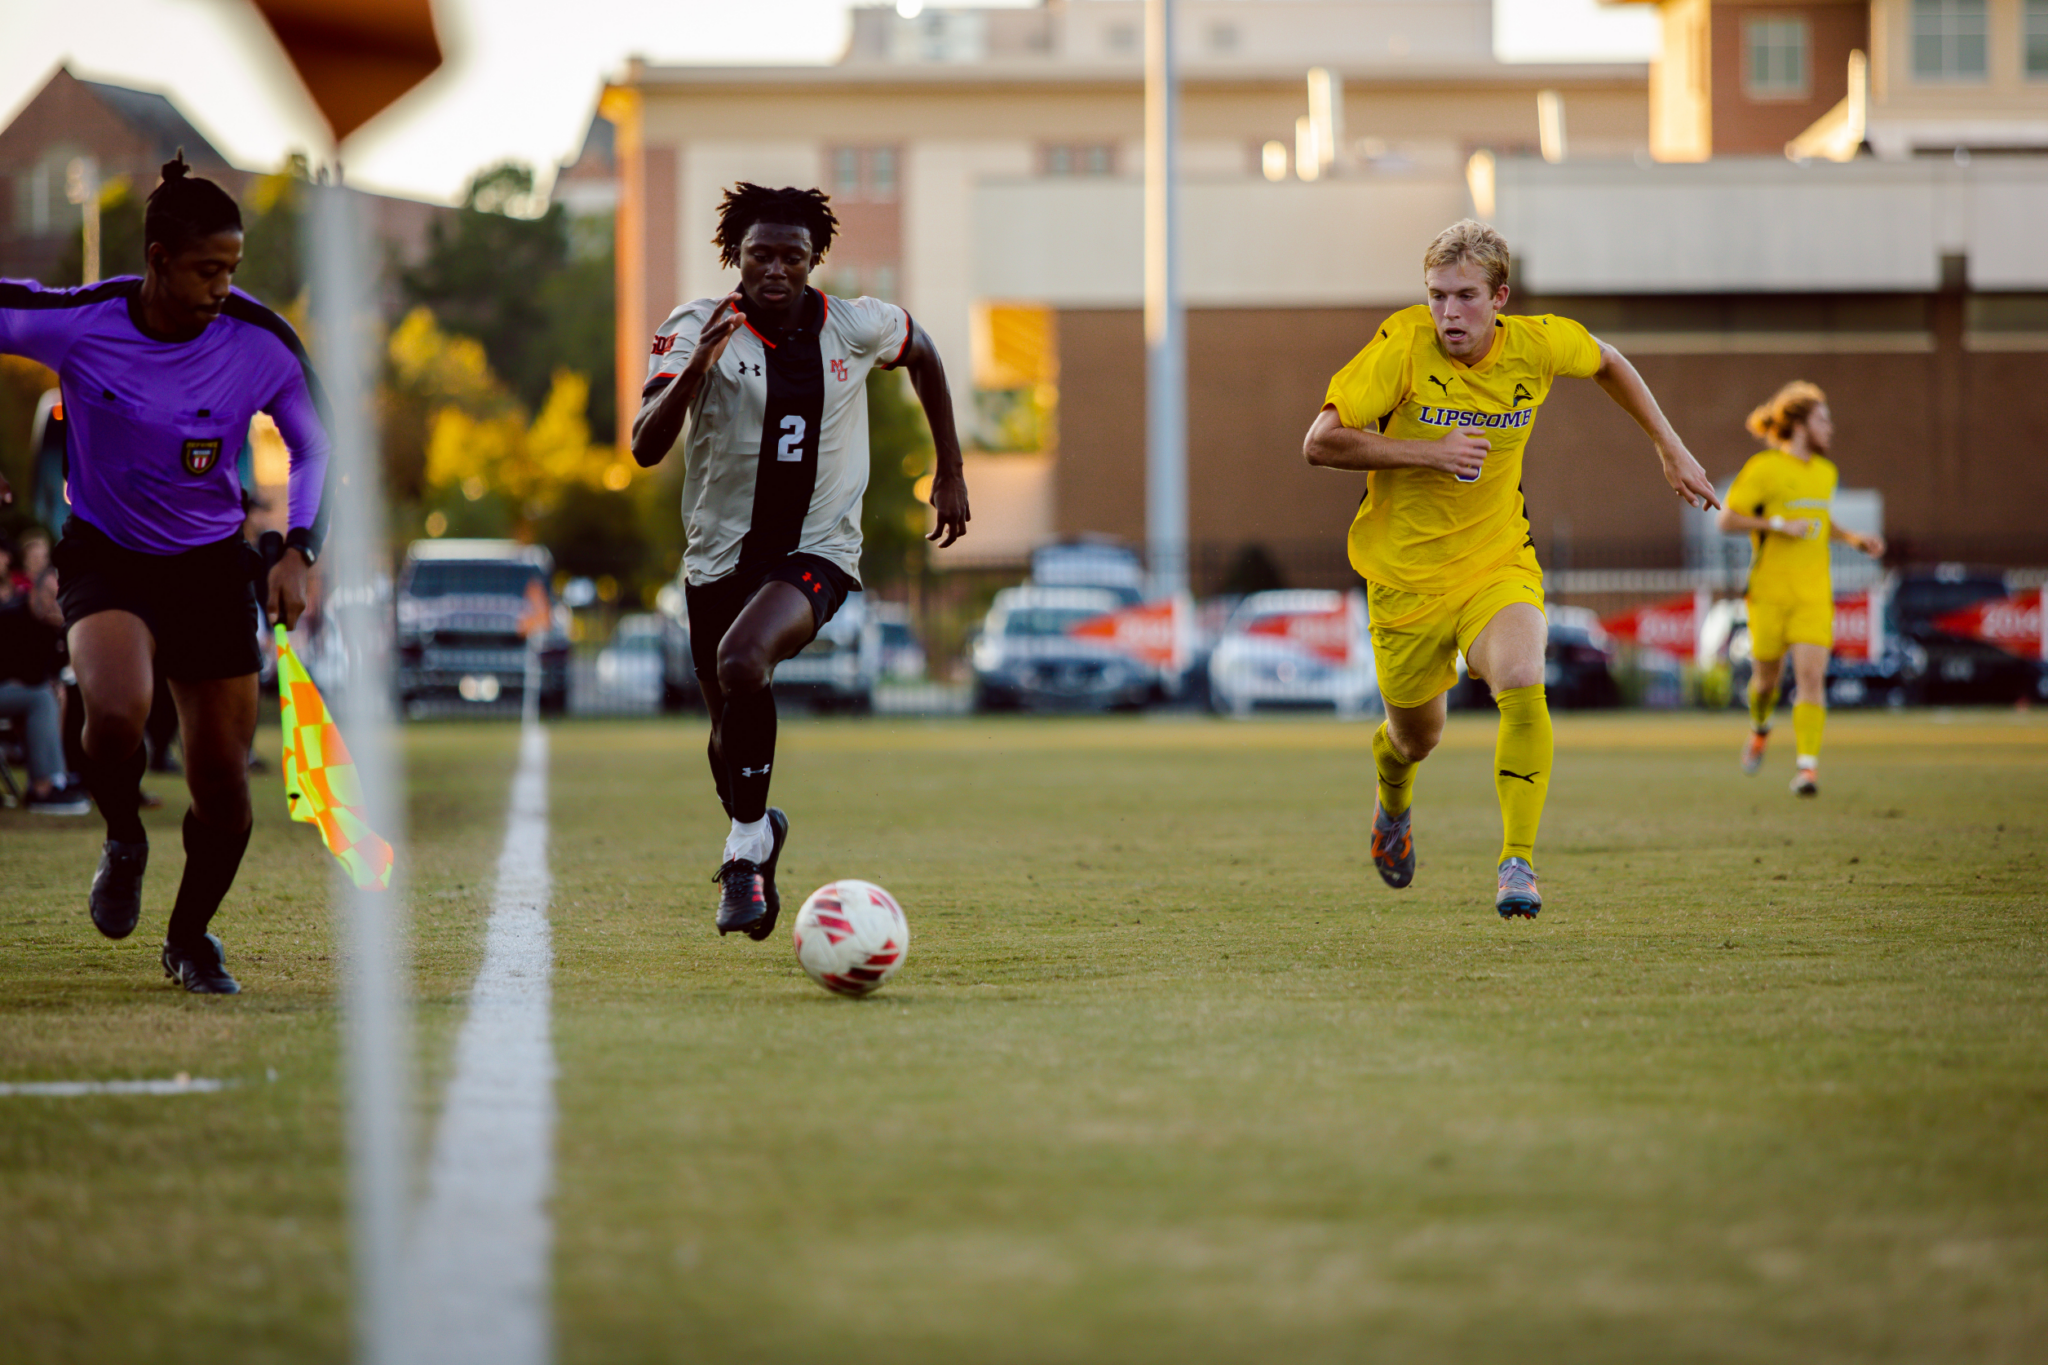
xmin=645 ymin=288 xmax=911 ymax=587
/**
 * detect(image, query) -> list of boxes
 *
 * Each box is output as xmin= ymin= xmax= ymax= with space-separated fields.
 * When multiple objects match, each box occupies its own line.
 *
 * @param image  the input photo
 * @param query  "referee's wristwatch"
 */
xmin=284 ymin=527 xmax=319 ymax=568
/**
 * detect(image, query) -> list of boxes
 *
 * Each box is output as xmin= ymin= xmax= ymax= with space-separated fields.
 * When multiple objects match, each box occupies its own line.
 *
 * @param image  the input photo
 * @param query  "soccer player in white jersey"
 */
xmin=632 ymin=183 xmax=969 ymax=941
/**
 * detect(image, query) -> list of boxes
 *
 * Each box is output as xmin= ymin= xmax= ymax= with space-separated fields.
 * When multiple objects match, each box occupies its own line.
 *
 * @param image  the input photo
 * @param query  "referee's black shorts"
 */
xmin=54 ymin=517 xmax=264 ymax=681
xmin=685 ymin=552 xmax=858 ymax=690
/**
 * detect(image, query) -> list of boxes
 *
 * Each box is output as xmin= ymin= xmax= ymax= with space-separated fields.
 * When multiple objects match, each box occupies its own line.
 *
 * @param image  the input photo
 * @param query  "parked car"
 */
xmin=774 ymin=594 xmax=882 ymax=713
xmin=595 ymin=612 xmax=671 ymax=707
xmin=395 ymin=540 xmax=569 ymax=714
xmin=1029 ymin=538 xmax=1146 ymax=605
xmin=1885 ymin=566 xmax=2047 ymax=706
xmin=1207 ymin=590 xmax=1375 ymax=716
xmin=650 ymin=582 xmax=700 ymax=712
xmin=972 ymin=585 xmax=1158 ymax=711
xmin=871 ymin=600 xmax=927 ymax=681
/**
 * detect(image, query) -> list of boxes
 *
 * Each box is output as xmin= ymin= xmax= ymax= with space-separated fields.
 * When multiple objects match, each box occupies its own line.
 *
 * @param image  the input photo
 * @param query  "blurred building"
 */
xmin=607 ymin=0 xmax=2046 ymax=582
xmin=0 ymin=64 xmax=457 ymax=293
xmin=604 ymin=0 xmax=1649 ymax=568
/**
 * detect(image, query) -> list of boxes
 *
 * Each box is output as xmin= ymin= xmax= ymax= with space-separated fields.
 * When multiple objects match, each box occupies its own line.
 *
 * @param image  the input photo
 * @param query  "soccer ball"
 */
xmin=792 ymin=880 xmax=909 ymax=997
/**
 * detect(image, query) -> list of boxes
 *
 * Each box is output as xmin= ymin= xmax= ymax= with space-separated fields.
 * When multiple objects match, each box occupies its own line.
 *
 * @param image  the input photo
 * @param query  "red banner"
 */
xmin=1934 ymin=588 xmax=2043 ymax=658
xmin=1242 ymin=603 xmax=1354 ymax=664
xmin=1068 ymin=598 xmax=1186 ymax=669
xmin=1600 ymin=596 xmax=1697 ymax=655
xmin=1832 ymin=590 xmax=1874 ymax=661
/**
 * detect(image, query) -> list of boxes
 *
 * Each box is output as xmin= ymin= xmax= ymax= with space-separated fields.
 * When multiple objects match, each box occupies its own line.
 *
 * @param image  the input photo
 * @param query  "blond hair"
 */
xmin=1745 ymin=380 xmax=1827 ymax=443
xmin=1423 ymin=219 xmax=1511 ymax=294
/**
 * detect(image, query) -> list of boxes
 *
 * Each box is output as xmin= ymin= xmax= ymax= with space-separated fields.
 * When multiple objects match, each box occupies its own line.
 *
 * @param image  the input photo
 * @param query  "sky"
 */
xmin=1 ymin=0 xmax=1659 ymax=205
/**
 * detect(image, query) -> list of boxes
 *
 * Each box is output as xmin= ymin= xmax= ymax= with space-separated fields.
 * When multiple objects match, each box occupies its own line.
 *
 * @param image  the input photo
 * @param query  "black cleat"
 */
xmin=714 ymin=859 xmax=770 ymax=937
xmin=162 ymin=933 xmax=240 ymax=995
xmin=751 ymin=808 xmax=789 ymax=942
xmin=1370 ymin=801 xmax=1415 ymax=889
xmin=90 ymin=839 xmax=148 ymax=940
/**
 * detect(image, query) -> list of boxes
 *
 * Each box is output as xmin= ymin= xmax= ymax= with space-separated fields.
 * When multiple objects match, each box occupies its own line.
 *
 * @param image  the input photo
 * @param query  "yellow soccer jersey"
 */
xmin=1725 ymin=449 xmax=1838 ymax=602
xmin=1324 ymin=304 xmax=1603 ymax=596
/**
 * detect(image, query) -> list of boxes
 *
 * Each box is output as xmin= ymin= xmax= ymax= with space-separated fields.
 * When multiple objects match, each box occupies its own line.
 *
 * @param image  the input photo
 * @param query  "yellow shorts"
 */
xmin=1367 ymin=545 xmax=1546 ymax=709
xmin=1747 ymin=594 xmax=1832 ymax=659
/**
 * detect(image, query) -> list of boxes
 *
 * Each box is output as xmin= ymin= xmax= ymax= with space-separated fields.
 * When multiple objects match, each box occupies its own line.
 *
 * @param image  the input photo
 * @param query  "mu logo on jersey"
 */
xmin=830 ymin=358 xmax=849 ymax=381
xmin=1414 ymin=405 xmax=1535 ymax=431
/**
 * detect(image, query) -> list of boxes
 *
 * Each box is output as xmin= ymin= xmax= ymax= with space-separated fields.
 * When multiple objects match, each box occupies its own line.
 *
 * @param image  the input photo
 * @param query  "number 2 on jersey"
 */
xmin=777 ymin=415 xmax=806 ymax=462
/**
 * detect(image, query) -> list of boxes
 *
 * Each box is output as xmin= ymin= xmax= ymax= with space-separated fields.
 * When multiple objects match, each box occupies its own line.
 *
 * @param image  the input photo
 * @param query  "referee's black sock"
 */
xmin=86 ymin=741 xmax=148 ymax=844
xmin=166 ymin=809 xmax=252 ymax=949
xmin=718 ymin=683 xmax=778 ymax=826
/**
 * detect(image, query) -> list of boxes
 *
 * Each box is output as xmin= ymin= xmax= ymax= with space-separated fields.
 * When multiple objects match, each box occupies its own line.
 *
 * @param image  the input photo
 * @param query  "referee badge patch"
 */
xmin=182 ymin=438 xmax=223 ymax=476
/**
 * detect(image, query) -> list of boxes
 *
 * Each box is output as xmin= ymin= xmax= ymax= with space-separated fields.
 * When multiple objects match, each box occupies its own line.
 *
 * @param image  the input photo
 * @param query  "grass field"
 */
xmin=4 ymin=710 xmax=2047 ymax=1362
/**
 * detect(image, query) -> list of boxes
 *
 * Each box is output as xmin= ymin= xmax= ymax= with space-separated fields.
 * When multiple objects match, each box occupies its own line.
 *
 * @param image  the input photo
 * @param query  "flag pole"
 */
xmin=310 ymin=175 xmax=413 ymax=1365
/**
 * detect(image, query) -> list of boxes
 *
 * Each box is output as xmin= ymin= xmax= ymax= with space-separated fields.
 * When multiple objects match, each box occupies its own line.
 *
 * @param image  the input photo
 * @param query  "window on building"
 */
xmin=1209 ymin=23 xmax=1239 ymax=53
xmin=870 ymin=147 xmax=898 ymax=201
xmin=832 ymin=147 xmax=861 ymax=199
xmin=1106 ymin=23 xmax=1138 ymax=55
xmin=1041 ymin=143 xmax=1116 ymax=177
xmin=1912 ymin=0 xmax=1989 ymax=81
xmin=1745 ymin=17 xmax=1809 ymax=97
xmin=2027 ymin=0 xmax=2048 ymax=78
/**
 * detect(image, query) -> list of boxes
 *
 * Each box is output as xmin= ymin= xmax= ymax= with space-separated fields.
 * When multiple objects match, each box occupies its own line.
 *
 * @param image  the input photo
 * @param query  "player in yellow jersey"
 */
xmin=1716 ymin=382 xmax=1884 ymax=796
xmin=1304 ymin=220 xmax=1719 ymax=917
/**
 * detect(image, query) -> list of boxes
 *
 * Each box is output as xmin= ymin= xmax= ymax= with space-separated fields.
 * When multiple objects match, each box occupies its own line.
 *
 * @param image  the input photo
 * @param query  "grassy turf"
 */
xmin=549 ymin=711 xmax=2048 ymax=1364
xmin=4 ymin=711 xmax=2046 ymax=1362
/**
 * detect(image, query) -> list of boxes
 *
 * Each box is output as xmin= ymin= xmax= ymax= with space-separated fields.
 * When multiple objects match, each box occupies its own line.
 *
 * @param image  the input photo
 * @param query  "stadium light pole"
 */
xmin=1145 ymin=0 xmax=1188 ymax=599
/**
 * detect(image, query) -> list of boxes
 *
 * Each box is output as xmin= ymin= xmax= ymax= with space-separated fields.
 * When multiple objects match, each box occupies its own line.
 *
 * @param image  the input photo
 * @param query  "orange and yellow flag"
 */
xmin=275 ymin=624 xmax=394 ymax=891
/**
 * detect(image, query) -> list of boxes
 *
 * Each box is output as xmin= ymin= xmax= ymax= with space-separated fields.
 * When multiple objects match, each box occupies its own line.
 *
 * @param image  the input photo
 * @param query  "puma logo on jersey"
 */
xmin=1498 ymin=768 xmax=1542 ymax=784
xmin=1427 ymin=375 xmax=1451 ymax=395
xmin=1512 ymin=382 xmax=1533 ymax=407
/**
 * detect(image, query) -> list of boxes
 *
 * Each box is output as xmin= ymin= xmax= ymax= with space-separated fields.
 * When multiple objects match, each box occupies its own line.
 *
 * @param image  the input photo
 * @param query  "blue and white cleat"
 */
xmin=1495 ymin=856 xmax=1541 ymax=919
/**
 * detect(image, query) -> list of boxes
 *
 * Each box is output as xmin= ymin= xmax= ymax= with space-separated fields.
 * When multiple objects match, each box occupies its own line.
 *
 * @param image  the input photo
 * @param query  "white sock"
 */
xmin=724 ymin=816 xmax=772 ymax=865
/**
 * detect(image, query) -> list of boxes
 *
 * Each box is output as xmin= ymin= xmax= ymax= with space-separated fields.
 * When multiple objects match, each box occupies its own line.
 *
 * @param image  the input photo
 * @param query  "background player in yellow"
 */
xmin=1304 ymin=220 xmax=1720 ymax=917
xmin=1716 ymin=382 xmax=1884 ymax=796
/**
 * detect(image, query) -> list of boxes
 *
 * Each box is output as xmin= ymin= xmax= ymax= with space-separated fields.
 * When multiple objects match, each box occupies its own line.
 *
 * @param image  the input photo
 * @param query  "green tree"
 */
xmin=861 ymin=368 xmax=935 ymax=585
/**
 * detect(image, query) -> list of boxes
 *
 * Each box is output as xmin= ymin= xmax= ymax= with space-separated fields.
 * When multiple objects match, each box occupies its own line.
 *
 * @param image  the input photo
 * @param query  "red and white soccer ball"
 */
xmin=792 ymin=880 xmax=909 ymax=997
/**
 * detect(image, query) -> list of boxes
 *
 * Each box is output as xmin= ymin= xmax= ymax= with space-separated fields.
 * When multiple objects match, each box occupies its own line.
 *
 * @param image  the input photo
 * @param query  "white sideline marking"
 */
xmin=0 ymin=1076 xmax=227 ymax=1096
xmin=409 ymin=715 xmax=555 ymax=1365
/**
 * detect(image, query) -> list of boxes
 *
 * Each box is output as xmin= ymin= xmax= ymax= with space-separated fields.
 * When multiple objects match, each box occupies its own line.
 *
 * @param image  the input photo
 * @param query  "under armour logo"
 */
xmin=740 ymin=764 xmax=771 ymax=777
xmin=1498 ymin=768 xmax=1542 ymax=784
xmin=1427 ymin=375 xmax=1451 ymax=395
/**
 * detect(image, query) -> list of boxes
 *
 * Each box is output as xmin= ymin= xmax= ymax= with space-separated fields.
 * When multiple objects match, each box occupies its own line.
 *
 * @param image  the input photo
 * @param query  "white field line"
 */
xmin=408 ymin=713 xmax=555 ymax=1365
xmin=0 ymin=1077 xmax=228 ymax=1096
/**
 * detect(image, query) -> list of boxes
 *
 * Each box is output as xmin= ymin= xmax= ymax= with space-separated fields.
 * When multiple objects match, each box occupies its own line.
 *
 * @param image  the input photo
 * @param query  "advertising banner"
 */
xmin=1240 ymin=597 xmax=1359 ymax=665
xmin=1933 ymin=588 xmax=2044 ymax=660
xmin=1599 ymin=596 xmax=1698 ymax=656
xmin=1068 ymin=595 xmax=1192 ymax=672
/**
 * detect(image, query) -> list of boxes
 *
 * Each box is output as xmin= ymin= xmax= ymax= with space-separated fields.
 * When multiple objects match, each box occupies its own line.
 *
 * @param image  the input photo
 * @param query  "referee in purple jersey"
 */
xmin=0 ymin=156 xmax=331 ymax=995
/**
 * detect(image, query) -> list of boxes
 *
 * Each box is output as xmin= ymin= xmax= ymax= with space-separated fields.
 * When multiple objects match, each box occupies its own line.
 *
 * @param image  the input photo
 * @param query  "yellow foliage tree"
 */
xmin=390 ymin=307 xmax=634 ymax=514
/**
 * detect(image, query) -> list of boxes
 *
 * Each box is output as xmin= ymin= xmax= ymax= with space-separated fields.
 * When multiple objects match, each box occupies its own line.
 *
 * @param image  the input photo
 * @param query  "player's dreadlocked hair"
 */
xmin=1745 ymin=380 xmax=1827 ymax=443
xmin=713 ymin=182 xmax=838 ymax=269
xmin=145 ymin=149 xmax=242 ymax=256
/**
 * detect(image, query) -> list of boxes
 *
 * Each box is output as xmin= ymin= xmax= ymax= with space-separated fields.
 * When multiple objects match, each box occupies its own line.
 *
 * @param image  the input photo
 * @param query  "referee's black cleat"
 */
xmin=90 ymin=839 xmax=149 ymax=940
xmin=162 ymin=933 xmax=240 ymax=995
xmin=751 ymin=808 xmax=789 ymax=942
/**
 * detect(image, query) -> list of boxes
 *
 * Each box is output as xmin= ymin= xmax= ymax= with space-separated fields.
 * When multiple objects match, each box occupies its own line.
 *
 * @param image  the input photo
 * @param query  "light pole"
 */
xmin=1144 ymin=0 xmax=1186 ymax=599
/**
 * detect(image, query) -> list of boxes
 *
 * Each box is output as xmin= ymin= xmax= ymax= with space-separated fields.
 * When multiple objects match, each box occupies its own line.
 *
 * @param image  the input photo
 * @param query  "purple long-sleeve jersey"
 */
xmin=0 ymin=277 xmax=330 ymax=556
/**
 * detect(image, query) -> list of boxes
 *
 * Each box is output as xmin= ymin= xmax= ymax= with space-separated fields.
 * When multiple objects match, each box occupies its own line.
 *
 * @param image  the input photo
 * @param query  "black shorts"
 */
xmin=685 ymin=553 xmax=858 ymax=689
xmin=54 ymin=518 xmax=263 ymax=682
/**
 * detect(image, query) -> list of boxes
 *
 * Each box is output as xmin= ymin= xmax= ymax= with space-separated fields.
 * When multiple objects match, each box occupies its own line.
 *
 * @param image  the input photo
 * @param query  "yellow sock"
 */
xmin=1749 ymin=681 xmax=1779 ymax=732
xmin=1793 ymin=701 xmax=1825 ymax=766
xmin=1494 ymin=684 xmax=1553 ymax=863
xmin=1372 ymin=721 xmax=1417 ymax=818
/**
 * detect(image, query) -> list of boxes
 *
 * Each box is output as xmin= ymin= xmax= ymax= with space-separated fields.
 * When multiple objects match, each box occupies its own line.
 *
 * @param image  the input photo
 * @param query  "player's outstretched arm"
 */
xmin=1830 ymin=523 xmax=1886 ymax=558
xmin=897 ymin=321 xmax=970 ymax=547
xmin=630 ymin=293 xmax=744 ymax=468
xmin=1302 ymin=407 xmax=1489 ymax=480
xmin=1591 ymin=343 xmax=1720 ymax=511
